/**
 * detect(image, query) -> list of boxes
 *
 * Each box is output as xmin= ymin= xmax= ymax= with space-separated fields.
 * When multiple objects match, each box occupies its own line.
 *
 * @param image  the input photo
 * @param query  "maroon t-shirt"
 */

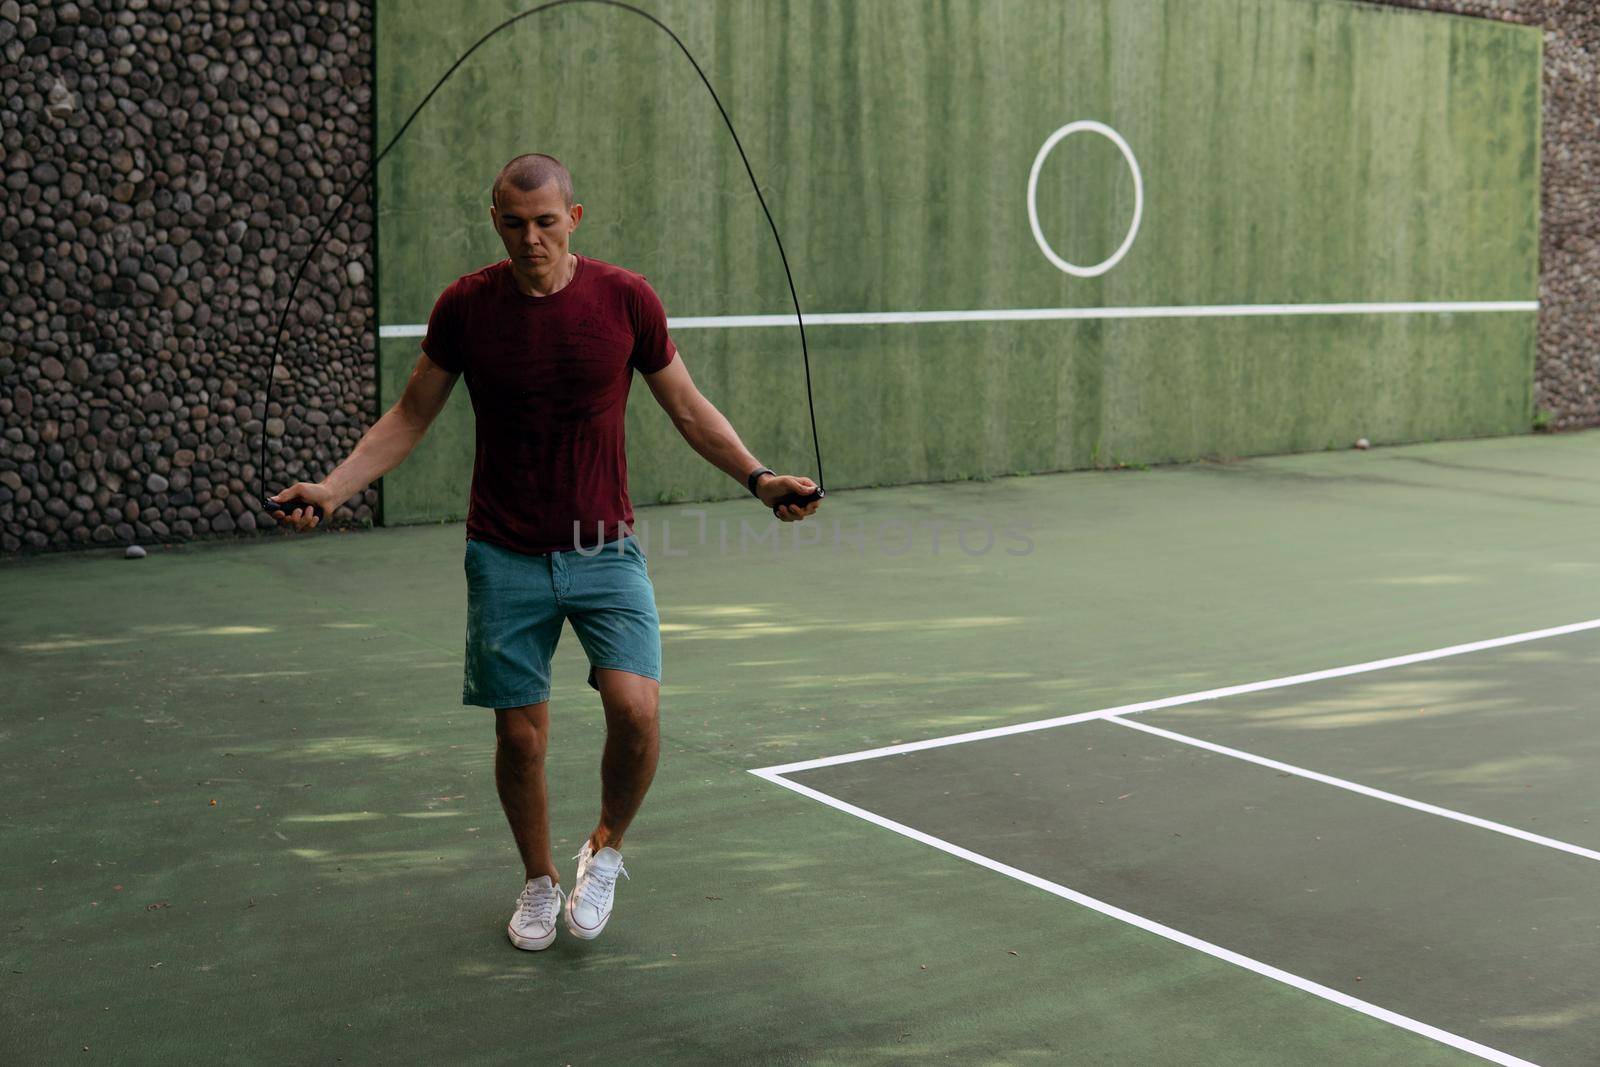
xmin=420 ymin=255 xmax=677 ymax=555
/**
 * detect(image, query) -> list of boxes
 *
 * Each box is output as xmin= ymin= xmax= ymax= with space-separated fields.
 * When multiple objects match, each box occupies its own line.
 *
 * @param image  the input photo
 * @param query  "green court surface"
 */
xmin=5 ymin=430 xmax=1600 ymax=1063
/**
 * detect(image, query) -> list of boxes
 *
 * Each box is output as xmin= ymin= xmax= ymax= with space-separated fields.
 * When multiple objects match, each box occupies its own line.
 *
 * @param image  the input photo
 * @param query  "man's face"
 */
xmin=491 ymin=180 xmax=582 ymax=268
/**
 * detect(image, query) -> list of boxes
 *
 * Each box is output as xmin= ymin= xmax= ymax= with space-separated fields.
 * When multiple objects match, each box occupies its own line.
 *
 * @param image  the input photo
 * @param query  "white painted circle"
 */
xmin=1026 ymin=120 xmax=1144 ymax=278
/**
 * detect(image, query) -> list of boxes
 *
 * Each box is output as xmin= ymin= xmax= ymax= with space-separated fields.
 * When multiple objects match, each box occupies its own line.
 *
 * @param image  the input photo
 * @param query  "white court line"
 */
xmin=377 ymin=299 xmax=1537 ymax=337
xmin=1105 ymin=715 xmax=1600 ymax=863
xmin=752 ymin=616 xmax=1600 ymax=777
xmin=751 ymin=768 xmax=1538 ymax=1067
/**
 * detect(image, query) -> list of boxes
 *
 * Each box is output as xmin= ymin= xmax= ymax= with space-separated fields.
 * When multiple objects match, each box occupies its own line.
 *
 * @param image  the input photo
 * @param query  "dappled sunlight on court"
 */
xmin=666 ymin=604 xmax=771 ymax=618
xmin=282 ymin=811 xmax=386 ymax=823
xmin=1250 ymin=704 xmax=1480 ymax=730
xmin=700 ymin=620 xmax=803 ymax=635
xmin=396 ymin=811 xmax=465 ymax=819
xmin=16 ymin=636 xmax=138 ymax=652
xmin=1497 ymin=647 xmax=1596 ymax=665
xmin=664 ymin=615 xmax=1028 ymax=642
xmin=1489 ymin=1000 xmax=1600 ymax=1031
xmin=17 ymin=623 xmax=276 ymax=653
xmin=660 ymin=604 xmax=783 ymax=636
xmin=289 ymin=735 xmax=434 ymax=759
xmin=1545 ymin=561 xmax=1600 ymax=574
xmin=1154 ymin=675 xmax=1505 ymax=732
xmin=1408 ymin=754 xmax=1574 ymax=789
xmin=670 ymin=623 xmax=805 ymax=639
xmin=659 ymin=594 xmax=1028 ymax=645
xmin=1359 ymin=574 xmax=1480 ymax=586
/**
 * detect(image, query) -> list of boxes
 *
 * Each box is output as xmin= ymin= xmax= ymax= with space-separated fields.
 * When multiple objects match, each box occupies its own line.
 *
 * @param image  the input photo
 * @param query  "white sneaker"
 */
xmin=564 ymin=840 xmax=629 ymax=940
xmin=507 ymin=875 xmax=565 ymax=951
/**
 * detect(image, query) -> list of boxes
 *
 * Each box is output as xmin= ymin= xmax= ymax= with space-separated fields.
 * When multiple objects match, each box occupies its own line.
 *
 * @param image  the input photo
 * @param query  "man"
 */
xmin=269 ymin=153 xmax=821 ymax=950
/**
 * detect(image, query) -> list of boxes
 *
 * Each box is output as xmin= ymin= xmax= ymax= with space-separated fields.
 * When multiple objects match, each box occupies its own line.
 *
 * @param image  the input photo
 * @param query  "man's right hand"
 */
xmin=267 ymin=482 xmax=339 ymax=531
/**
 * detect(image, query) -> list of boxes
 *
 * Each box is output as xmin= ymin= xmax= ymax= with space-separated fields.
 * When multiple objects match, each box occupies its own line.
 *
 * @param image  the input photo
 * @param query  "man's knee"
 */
xmin=495 ymin=703 xmax=549 ymax=761
xmin=604 ymin=694 xmax=658 ymax=737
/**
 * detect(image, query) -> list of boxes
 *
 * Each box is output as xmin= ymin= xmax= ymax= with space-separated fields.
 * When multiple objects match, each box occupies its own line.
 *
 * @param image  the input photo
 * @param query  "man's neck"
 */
xmin=512 ymin=252 xmax=577 ymax=297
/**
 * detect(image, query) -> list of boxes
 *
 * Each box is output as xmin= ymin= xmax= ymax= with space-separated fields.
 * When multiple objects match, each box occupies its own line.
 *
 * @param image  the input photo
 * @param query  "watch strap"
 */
xmin=746 ymin=466 xmax=775 ymax=497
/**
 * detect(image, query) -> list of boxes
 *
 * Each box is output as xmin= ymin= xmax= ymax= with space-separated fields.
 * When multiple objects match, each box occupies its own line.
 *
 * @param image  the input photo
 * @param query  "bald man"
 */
xmin=269 ymin=152 xmax=821 ymax=950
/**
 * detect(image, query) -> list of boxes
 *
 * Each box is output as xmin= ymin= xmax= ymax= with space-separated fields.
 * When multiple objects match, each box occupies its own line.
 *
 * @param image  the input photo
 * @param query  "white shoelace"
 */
xmin=573 ymin=847 xmax=630 ymax=910
xmin=516 ymin=879 xmax=565 ymax=927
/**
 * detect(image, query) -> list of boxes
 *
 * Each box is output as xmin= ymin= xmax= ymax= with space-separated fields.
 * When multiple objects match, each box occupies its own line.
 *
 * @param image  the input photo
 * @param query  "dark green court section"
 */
xmin=10 ymin=430 xmax=1600 ymax=1063
xmin=1134 ymin=628 xmax=1600 ymax=849
xmin=374 ymin=0 xmax=1541 ymax=523
xmin=788 ymin=720 xmax=1600 ymax=1065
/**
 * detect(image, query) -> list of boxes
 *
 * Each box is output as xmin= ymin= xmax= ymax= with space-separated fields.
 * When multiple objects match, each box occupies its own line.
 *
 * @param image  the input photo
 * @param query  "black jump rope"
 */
xmin=261 ymin=0 xmax=825 ymax=525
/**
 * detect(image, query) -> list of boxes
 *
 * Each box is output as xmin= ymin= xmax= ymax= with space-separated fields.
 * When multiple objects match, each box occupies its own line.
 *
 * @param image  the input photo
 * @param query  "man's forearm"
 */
xmin=674 ymin=396 xmax=764 ymax=487
xmin=322 ymin=406 xmax=428 ymax=503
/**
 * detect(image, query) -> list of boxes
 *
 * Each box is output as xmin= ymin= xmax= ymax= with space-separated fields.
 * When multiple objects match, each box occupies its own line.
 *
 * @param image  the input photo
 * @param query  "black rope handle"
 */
xmin=261 ymin=0 xmax=825 ymax=524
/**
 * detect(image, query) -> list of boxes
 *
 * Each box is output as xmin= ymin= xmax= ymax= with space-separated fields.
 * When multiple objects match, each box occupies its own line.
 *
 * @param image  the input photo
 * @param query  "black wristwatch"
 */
xmin=746 ymin=466 xmax=775 ymax=498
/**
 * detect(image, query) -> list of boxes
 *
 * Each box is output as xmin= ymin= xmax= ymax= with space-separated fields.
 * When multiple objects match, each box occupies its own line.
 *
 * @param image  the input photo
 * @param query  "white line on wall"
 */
xmin=377 ymin=300 xmax=1538 ymax=338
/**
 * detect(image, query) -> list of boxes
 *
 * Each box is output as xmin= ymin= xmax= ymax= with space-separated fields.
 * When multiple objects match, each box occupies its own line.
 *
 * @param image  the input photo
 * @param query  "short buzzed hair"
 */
xmin=492 ymin=153 xmax=574 ymax=210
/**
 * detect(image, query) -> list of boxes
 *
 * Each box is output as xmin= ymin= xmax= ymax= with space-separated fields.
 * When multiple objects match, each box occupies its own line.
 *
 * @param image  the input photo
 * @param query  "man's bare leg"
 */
xmin=584 ymin=668 xmax=660 ymax=852
xmin=494 ymin=702 xmax=560 ymax=884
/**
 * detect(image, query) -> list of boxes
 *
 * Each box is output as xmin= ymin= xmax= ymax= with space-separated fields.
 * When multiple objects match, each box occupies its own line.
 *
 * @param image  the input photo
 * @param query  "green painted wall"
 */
xmin=375 ymin=0 xmax=1540 ymax=524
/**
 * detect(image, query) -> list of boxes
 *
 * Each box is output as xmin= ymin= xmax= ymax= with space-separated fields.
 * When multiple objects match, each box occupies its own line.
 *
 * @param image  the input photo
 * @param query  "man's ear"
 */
xmin=570 ymin=203 xmax=583 ymax=229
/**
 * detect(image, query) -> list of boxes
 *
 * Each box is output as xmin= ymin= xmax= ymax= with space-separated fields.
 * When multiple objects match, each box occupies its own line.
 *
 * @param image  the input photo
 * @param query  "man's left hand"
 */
xmin=757 ymin=474 xmax=822 ymax=522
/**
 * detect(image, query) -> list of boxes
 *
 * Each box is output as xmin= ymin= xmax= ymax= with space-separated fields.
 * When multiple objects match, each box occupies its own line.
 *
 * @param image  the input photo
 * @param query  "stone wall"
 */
xmin=0 ymin=0 xmax=375 ymax=554
xmin=1371 ymin=0 xmax=1599 ymax=429
xmin=0 ymin=0 xmax=1594 ymax=556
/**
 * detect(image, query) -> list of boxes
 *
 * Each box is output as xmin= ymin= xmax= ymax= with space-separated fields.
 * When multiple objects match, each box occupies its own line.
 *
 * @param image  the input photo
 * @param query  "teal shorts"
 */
xmin=462 ymin=533 xmax=662 ymax=709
